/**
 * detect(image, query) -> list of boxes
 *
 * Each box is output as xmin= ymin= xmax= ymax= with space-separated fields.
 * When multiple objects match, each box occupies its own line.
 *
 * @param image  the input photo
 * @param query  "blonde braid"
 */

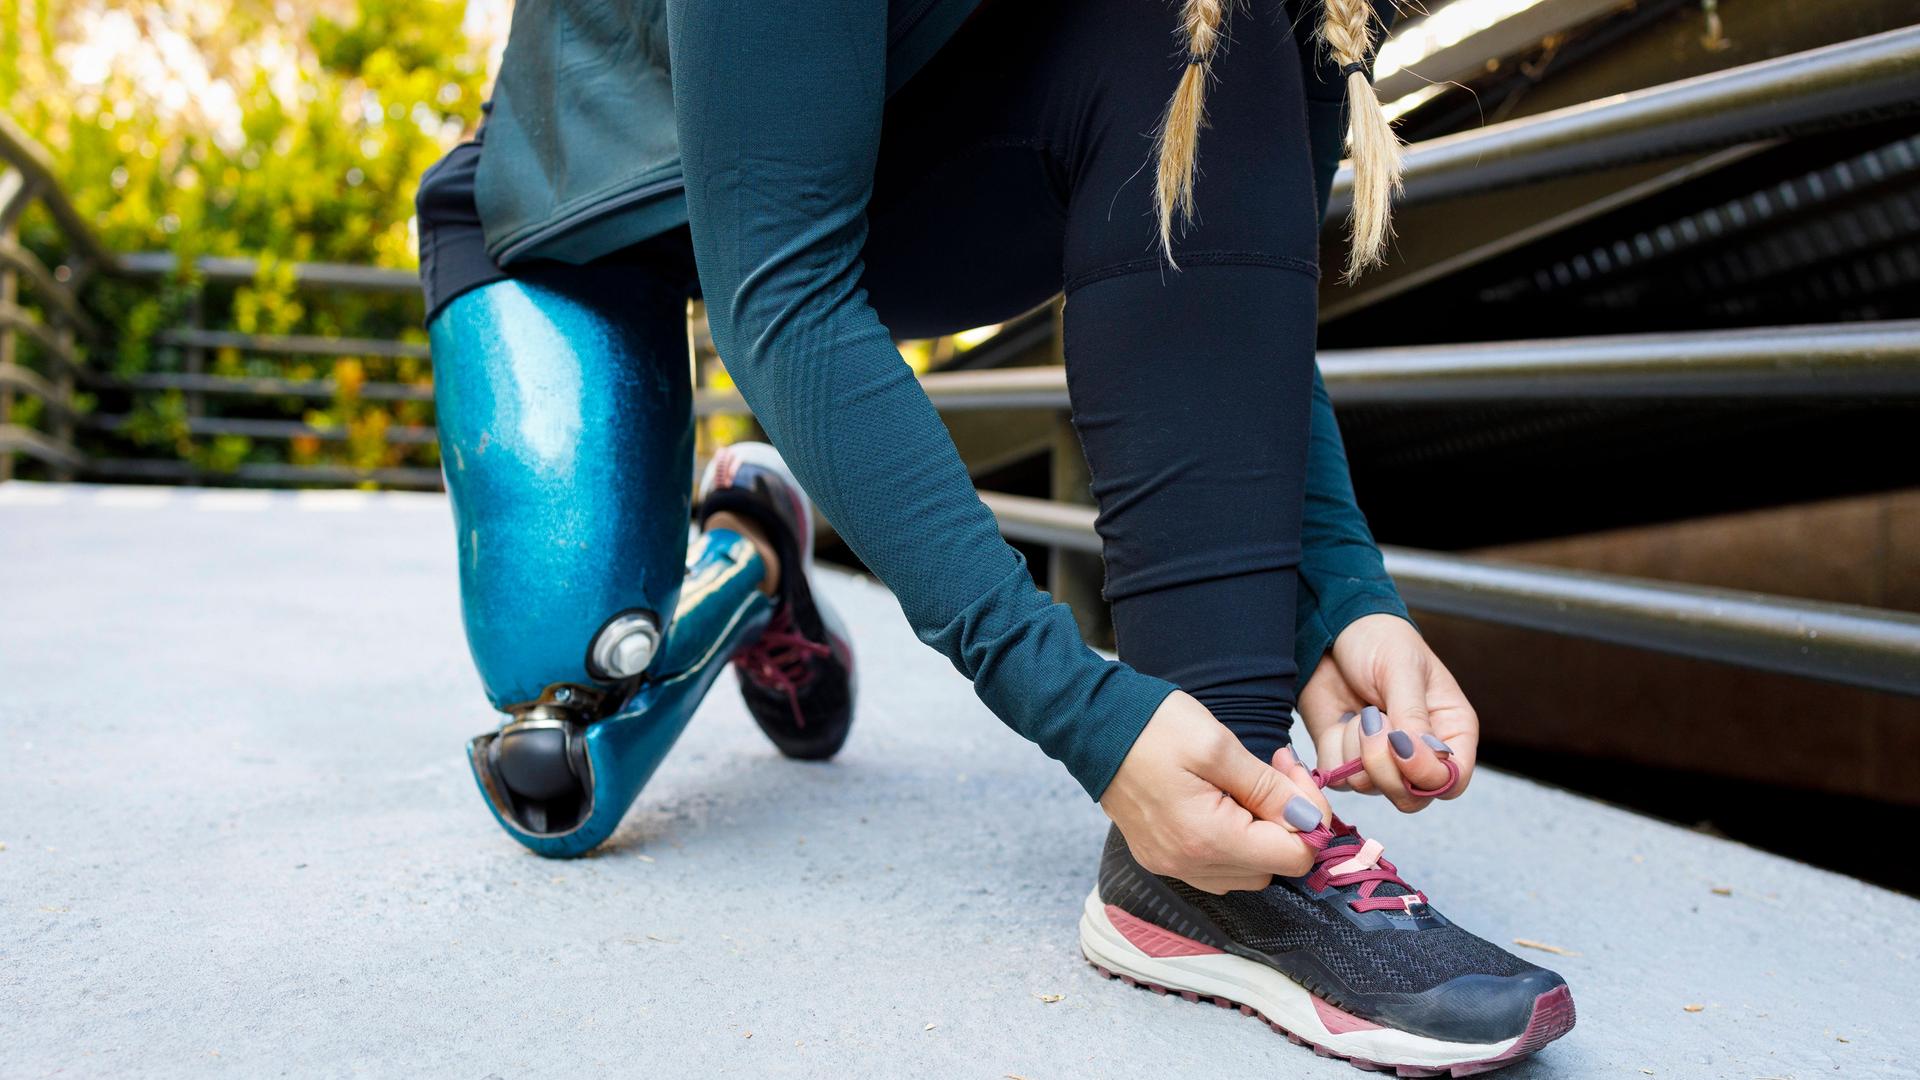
xmin=1153 ymin=0 xmax=1228 ymax=267
xmin=1319 ymin=0 xmax=1402 ymax=279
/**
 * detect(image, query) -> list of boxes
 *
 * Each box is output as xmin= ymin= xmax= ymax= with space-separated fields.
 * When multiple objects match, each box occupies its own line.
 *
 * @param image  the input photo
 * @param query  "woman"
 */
xmin=416 ymin=0 xmax=1575 ymax=1070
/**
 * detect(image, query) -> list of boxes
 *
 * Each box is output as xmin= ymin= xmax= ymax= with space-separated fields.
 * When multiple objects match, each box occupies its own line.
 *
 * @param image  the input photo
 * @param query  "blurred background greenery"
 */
xmin=1 ymin=0 xmax=487 ymax=475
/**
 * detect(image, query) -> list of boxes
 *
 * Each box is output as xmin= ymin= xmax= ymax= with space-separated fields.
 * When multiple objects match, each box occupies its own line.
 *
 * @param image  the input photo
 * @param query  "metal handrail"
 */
xmin=113 ymin=252 xmax=421 ymax=293
xmin=119 ymin=371 xmax=435 ymax=403
xmin=84 ymin=412 xmax=439 ymax=446
xmin=154 ymin=327 xmax=431 ymax=361
xmin=0 ymin=112 xmax=113 ymax=272
xmin=1330 ymin=23 xmax=1920 ymax=219
xmin=693 ymin=320 xmax=1920 ymax=415
xmin=980 ymin=492 xmax=1920 ymax=697
xmin=0 ymin=113 xmax=104 ymax=480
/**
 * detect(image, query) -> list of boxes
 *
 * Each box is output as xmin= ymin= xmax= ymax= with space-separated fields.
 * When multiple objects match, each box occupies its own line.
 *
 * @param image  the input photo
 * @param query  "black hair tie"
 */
xmin=1340 ymin=61 xmax=1371 ymax=82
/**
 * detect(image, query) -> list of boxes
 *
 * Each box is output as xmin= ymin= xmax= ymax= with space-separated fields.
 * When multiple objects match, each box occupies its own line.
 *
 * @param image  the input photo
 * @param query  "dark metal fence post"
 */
xmin=185 ymin=290 xmax=206 ymax=418
xmin=50 ymin=317 xmax=74 ymax=481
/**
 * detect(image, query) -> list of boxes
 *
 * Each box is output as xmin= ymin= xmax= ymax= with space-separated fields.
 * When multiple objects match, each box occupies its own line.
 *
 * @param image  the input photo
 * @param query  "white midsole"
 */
xmin=1078 ymin=891 xmax=1516 ymax=1068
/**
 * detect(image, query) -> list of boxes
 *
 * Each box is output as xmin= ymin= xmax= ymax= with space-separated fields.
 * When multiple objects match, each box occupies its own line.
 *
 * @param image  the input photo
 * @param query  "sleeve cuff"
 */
xmin=1295 ymin=584 xmax=1412 ymax=680
xmin=1063 ymin=668 xmax=1181 ymax=802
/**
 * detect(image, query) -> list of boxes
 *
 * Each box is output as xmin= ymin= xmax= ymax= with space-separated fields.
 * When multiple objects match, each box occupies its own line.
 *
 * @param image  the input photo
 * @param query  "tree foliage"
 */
xmin=1 ymin=0 xmax=484 ymax=479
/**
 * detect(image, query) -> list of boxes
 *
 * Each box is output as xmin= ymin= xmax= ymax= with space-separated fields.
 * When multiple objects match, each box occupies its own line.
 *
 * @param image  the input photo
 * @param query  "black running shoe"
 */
xmin=696 ymin=442 xmax=856 ymax=760
xmin=1081 ymin=812 xmax=1573 ymax=1076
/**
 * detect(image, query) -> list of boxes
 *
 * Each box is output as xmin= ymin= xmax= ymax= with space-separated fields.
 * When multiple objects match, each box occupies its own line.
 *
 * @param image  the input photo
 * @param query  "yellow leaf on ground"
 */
xmin=1512 ymin=938 xmax=1580 ymax=957
xmin=1683 ymin=1004 xmax=1705 ymax=1013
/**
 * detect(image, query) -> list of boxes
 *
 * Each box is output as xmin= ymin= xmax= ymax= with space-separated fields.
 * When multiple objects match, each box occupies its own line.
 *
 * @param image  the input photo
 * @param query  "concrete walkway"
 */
xmin=1 ymin=483 xmax=1915 ymax=1079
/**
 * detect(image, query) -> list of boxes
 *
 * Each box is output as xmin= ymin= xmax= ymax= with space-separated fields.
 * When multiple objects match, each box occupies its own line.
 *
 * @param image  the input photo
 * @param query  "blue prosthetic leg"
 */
xmin=431 ymin=264 xmax=770 ymax=857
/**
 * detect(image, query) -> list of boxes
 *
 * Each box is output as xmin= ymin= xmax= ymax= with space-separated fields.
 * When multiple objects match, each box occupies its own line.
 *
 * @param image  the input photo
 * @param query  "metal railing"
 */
xmin=693 ymin=321 xmax=1920 ymax=414
xmin=1328 ymin=22 xmax=1920 ymax=219
xmin=0 ymin=113 xmax=108 ymax=481
xmin=982 ymin=493 xmax=1920 ymax=697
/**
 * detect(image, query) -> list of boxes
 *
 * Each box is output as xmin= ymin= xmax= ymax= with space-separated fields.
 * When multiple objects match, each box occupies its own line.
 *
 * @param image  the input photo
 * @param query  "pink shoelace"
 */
xmin=1294 ymin=754 xmax=1461 ymax=913
xmin=733 ymin=607 xmax=831 ymax=729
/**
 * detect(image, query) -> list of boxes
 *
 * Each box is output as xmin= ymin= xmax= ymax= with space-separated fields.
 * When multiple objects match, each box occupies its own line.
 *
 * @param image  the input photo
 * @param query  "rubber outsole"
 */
xmin=1084 ymin=956 xmax=1576 ymax=1077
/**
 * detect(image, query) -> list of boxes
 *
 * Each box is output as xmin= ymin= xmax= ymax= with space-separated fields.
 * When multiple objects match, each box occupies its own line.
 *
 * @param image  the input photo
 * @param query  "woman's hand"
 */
xmin=1100 ymin=691 xmax=1332 ymax=894
xmin=1298 ymin=614 xmax=1478 ymax=812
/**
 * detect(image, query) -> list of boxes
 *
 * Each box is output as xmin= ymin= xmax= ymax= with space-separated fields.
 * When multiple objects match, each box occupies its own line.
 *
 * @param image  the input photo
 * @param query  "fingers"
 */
xmin=1335 ymin=710 xmax=1374 ymax=793
xmin=1184 ymin=872 xmax=1274 ymax=895
xmin=1356 ymin=704 xmax=1428 ymax=812
xmin=1437 ymin=725 xmax=1477 ymax=799
xmin=1206 ymin=742 xmax=1322 ymax=878
xmin=1424 ymin=663 xmax=1479 ymax=800
xmin=1378 ymin=662 xmax=1454 ymax=798
xmin=1215 ymin=817 xmax=1319 ymax=879
xmin=1295 ymin=654 xmax=1358 ymax=744
xmin=1272 ymin=746 xmax=1332 ymax=822
xmin=1213 ymin=736 xmax=1318 ymax=830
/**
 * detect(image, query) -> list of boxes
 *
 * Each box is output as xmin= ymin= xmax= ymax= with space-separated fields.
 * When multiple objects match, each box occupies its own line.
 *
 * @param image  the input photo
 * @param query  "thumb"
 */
xmin=1273 ymin=746 xmax=1332 ymax=823
xmin=1211 ymin=739 xmax=1325 ymax=835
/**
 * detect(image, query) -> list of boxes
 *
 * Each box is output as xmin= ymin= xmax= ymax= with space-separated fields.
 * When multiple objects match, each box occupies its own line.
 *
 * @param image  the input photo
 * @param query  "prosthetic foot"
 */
xmin=697 ymin=442 xmax=858 ymax=761
xmin=467 ymin=528 xmax=774 ymax=858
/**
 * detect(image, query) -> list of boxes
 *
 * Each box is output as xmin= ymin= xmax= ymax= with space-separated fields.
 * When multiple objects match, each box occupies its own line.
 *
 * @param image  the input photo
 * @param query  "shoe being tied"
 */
xmin=1080 ymin=764 xmax=1573 ymax=1076
xmin=696 ymin=441 xmax=857 ymax=760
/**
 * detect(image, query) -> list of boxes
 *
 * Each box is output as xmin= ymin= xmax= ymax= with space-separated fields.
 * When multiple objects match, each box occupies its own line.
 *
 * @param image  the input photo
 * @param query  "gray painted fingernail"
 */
xmin=1339 ymin=711 xmax=1357 ymax=724
xmin=1283 ymin=795 xmax=1323 ymax=832
xmin=1390 ymin=722 xmax=1420 ymax=757
xmin=1389 ymin=730 xmax=1415 ymax=759
xmin=1421 ymin=733 xmax=1453 ymax=755
xmin=1360 ymin=706 xmax=1383 ymax=736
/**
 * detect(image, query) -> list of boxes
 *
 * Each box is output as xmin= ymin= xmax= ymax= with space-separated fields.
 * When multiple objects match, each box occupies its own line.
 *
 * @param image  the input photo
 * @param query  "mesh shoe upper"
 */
xmin=1097 ymin=824 xmax=1562 ymax=1042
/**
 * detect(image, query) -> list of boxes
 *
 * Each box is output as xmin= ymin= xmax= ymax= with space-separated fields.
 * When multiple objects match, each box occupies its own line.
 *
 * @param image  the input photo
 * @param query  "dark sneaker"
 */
xmin=1082 ymin=813 xmax=1573 ymax=1076
xmin=696 ymin=442 xmax=856 ymax=760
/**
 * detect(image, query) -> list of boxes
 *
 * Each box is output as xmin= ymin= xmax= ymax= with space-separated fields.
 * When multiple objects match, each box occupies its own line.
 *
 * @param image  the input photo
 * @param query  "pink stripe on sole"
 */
xmin=1104 ymin=905 xmax=1222 ymax=958
xmin=1313 ymin=995 xmax=1382 ymax=1034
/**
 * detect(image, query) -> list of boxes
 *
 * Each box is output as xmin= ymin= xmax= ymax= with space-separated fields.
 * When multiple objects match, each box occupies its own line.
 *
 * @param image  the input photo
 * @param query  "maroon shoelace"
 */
xmin=1293 ymin=755 xmax=1460 ymax=913
xmin=732 ymin=607 xmax=831 ymax=729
